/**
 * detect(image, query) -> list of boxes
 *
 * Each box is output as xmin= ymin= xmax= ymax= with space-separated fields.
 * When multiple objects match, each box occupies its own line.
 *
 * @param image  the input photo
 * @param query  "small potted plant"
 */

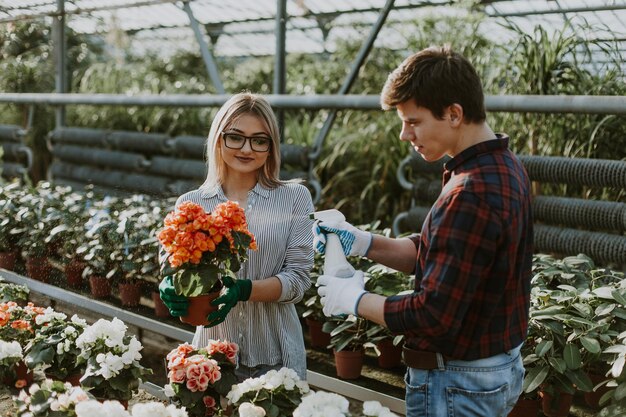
xmin=157 ymin=200 xmax=256 ymax=326
xmin=164 ymin=340 xmax=239 ymax=417
xmin=323 ymin=313 xmax=373 ymax=380
xmin=14 ymin=378 xmax=93 ymax=416
xmin=0 ymin=279 xmax=29 ymax=304
xmin=0 ymin=301 xmax=45 ymax=346
xmin=0 ymin=180 xmax=25 ymax=270
xmin=226 ymin=366 xmax=310 ymax=417
xmin=75 ymin=317 xmax=152 ymax=407
xmin=0 ymin=340 xmax=31 ymax=389
xmin=25 ymin=309 xmax=88 ymax=383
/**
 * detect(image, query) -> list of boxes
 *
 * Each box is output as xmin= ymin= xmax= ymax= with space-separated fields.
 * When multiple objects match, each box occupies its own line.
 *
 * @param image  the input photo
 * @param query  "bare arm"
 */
xmin=248 ymin=277 xmax=283 ymax=302
xmin=356 ymin=292 xmax=388 ymax=326
xmin=367 ymin=235 xmax=418 ymax=274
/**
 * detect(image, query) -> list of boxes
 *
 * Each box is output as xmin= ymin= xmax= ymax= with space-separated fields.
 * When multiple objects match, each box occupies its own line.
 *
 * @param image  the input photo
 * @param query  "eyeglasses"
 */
xmin=221 ymin=131 xmax=272 ymax=152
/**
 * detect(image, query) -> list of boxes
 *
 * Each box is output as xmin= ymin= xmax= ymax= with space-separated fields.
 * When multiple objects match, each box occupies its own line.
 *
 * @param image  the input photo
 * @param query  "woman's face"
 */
xmin=220 ymin=112 xmax=271 ymax=177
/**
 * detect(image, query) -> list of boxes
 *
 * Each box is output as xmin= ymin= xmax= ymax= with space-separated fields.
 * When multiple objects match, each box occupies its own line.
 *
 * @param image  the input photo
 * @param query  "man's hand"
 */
xmin=317 ymin=271 xmax=367 ymax=317
xmin=312 ymin=219 xmax=373 ymax=257
xmin=159 ymin=276 xmax=189 ymax=317
xmin=205 ymin=276 xmax=252 ymax=327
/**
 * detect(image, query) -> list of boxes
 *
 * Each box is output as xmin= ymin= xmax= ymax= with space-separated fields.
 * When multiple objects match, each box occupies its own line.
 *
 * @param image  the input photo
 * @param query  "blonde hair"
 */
xmin=203 ymin=92 xmax=284 ymax=190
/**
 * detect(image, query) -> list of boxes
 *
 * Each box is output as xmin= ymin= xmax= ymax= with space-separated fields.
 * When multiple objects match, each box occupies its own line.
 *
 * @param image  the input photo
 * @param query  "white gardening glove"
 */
xmin=312 ymin=220 xmax=373 ymax=257
xmin=317 ymin=271 xmax=367 ymax=317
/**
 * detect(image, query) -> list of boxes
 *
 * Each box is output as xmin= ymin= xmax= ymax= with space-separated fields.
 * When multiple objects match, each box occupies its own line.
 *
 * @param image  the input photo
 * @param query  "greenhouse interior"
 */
xmin=0 ymin=0 xmax=625 ymax=416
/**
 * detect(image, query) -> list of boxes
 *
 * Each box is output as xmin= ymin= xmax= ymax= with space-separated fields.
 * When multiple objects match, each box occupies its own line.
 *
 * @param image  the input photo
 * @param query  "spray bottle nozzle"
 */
xmin=311 ymin=210 xmax=355 ymax=278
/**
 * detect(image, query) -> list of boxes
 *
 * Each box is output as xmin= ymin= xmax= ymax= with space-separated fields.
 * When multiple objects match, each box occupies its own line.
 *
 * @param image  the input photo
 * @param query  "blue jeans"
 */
xmin=405 ymin=345 xmax=524 ymax=417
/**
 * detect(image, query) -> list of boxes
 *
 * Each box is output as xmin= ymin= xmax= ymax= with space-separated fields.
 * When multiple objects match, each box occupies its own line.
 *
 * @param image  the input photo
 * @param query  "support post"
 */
xmin=53 ymin=0 xmax=67 ymax=127
xmin=274 ymin=0 xmax=287 ymax=141
xmin=182 ymin=1 xmax=225 ymax=94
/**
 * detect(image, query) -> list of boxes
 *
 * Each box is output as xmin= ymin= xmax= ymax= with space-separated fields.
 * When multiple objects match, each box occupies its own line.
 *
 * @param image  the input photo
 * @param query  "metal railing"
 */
xmin=0 ymin=268 xmax=407 ymax=415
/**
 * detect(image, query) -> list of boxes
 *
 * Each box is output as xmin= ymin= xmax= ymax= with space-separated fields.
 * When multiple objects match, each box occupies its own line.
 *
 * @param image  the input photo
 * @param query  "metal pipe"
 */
xmin=274 ymin=0 xmax=287 ymax=140
xmin=1 ymin=93 xmax=624 ymax=114
xmin=310 ymin=0 xmax=396 ymax=161
xmin=182 ymin=1 xmax=225 ymax=94
xmin=53 ymin=0 xmax=67 ymax=127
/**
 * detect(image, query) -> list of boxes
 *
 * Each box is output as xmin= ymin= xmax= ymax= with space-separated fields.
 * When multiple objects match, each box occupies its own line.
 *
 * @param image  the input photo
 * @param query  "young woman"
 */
xmin=159 ymin=92 xmax=313 ymax=380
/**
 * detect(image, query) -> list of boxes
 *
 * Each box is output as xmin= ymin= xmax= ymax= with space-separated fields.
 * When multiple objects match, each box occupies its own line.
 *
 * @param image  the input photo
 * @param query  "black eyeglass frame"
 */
xmin=221 ymin=131 xmax=272 ymax=152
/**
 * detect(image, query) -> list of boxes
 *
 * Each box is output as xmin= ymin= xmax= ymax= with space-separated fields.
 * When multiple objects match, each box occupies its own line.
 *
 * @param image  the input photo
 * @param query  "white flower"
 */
xmin=75 ymin=400 xmax=130 ymax=417
xmin=130 ymin=402 xmax=188 ymax=417
xmin=163 ymin=384 xmax=175 ymax=397
xmin=293 ymin=391 xmax=350 ymax=417
xmin=362 ymin=400 xmax=399 ymax=416
xmin=35 ymin=307 xmax=66 ymax=325
xmin=238 ymin=402 xmax=266 ymax=417
xmin=0 ymin=340 xmax=22 ymax=360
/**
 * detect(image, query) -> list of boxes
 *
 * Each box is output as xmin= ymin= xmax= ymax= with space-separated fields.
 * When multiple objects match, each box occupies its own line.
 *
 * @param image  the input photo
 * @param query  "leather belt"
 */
xmin=402 ymin=346 xmax=448 ymax=370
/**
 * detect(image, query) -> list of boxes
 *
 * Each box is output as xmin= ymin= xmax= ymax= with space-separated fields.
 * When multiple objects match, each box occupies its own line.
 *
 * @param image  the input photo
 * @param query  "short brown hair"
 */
xmin=380 ymin=45 xmax=486 ymax=123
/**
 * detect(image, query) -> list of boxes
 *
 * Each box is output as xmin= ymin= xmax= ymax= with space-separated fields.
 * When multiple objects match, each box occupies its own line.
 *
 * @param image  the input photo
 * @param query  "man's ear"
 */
xmin=446 ymin=104 xmax=464 ymax=127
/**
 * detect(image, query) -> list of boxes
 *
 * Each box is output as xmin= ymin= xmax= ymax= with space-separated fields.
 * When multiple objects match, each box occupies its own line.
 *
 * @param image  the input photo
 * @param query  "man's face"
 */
xmin=396 ymin=100 xmax=457 ymax=162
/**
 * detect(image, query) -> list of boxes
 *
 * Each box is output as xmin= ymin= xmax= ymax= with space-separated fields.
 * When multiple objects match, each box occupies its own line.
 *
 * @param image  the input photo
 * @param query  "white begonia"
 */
xmin=362 ymin=401 xmax=399 ymax=416
xmin=0 ymin=340 xmax=22 ymax=360
xmin=71 ymin=314 xmax=88 ymax=327
xmin=130 ymin=402 xmax=189 ymax=417
xmin=163 ymin=384 xmax=175 ymax=397
xmin=75 ymin=400 xmax=131 ymax=417
xmin=238 ymin=402 xmax=266 ymax=417
xmin=293 ymin=391 xmax=350 ymax=417
xmin=35 ymin=307 xmax=67 ymax=325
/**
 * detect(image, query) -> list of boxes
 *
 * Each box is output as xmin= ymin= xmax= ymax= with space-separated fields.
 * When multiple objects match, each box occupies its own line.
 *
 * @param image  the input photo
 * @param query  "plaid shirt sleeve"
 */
xmin=384 ymin=188 xmax=503 ymax=355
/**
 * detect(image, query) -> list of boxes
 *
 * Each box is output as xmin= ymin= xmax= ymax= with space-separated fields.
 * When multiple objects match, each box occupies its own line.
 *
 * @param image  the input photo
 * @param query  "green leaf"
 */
xmin=580 ymin=337 xmax=601 ymax=354
xmin=612 ymin=290 xmax=626 ymax=306
xmin=524 ymin=366 xmax=548 ymax=393
xmin=549 ymin=357 xmax=567 ymax=374
xmin=564 ymin=343 xmax=582 ymax=370
xmin=536 ymin=340 xmax=553 ymax=357
xmin=565 ymin=369 xmax=593 ymax=392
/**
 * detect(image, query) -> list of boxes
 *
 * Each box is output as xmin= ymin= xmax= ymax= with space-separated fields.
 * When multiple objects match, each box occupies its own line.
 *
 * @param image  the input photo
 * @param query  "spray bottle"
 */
xmin=310 ymin=209 xmax=356 ymax=278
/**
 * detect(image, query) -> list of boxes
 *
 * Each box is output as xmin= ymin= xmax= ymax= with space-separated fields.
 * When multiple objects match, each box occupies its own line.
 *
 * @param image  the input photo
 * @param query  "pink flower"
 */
xmin=186 ymin=378 xmax=199 ymax=392
xmin=203 ymin=396 xmax=216 ymax=409
xmin=168 ymin=368 xmax=186 ymax=383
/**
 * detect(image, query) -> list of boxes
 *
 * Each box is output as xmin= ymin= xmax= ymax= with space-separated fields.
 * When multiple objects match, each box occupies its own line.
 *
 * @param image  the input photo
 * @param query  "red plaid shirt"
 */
xmin=384 ymin=135 xmax=533 ymax=360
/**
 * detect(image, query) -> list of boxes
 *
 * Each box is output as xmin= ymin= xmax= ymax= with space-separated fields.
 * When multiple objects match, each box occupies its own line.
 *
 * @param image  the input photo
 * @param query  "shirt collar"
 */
xmin=200 ymin=182 xmax=270 ymax=200
xmin=444 ymin=134 xmax=509 ymax=174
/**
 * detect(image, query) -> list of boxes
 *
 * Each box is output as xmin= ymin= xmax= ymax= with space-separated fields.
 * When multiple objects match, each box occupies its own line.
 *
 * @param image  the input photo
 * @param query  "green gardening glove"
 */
xmin=159 ymin=276 xmax=189 ymax=317
xmin=205 ymin=276 xmax=252 ymax=328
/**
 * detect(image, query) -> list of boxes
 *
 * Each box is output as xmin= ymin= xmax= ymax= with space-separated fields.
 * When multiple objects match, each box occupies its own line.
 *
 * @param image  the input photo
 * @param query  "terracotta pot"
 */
xmin=376 ymin=339 xmax=403 ymax=369
xmin=118 ymin=281 xmax=142 ymax=307
xmin=2 ymin=360 xmax=33 ymax=388
xmin=152 ymin=291 xmax=171 ymax=318
xmin=333 ymin=348 xmax=365 ymax=380
xmin=584 ymin=372 xmax=610 ymax=409
xmin=305 ymin=318 xmax=330 ymax=349
xmin=539 ymin=390 xmax=573 ymax=417
xmin=507 ymin=397 xmax=540 ymax=417
xmin=65 ymin=259 xmax=86 ymax=288
xmin=180 ymin=292 xmax=220 ymax=326
xmin=25 ymin=256 xmax=52 ymax=282
xmin=89 ymin=275 xmax=112 ymax=299
xmin=0 ymin=250 xmax=18 ymax=270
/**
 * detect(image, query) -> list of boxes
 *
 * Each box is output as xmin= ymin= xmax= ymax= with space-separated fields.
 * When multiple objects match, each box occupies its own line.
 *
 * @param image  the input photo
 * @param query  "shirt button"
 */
xmin=239 ymin=312 xmax=243 ymax=317
xmin=239 ymin=333 xmax=243 ymax=339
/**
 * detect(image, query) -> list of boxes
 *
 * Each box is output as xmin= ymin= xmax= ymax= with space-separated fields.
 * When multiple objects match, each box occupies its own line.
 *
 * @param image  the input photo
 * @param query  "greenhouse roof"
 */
xmin=1 ymin=0 xmax=625 ymax=64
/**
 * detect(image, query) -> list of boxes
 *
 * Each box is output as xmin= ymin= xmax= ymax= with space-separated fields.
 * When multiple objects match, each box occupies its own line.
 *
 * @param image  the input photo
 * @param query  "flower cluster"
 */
xmin=292 ymin=392 xmax=399 ymax=417
xmin=14 ymin=379 xmax=92 ymax=416
xmin=0 ymin=279 xmax=29 ymax=304
xmin=157 ymin=201 xmax=257 ymax=297
xmin=0 ymin=301 xmax=45 ymax=345
xmin=25 ymin=312 xmax=87 ymax=379
xmin=75 ymin=318 xmax=151 ymax=402
xmin=159 ymin=200 xmax=256 ymax=268
xmin=227 ymin=367 xmax=310 ymax=417
xmin=71 ymin=400 xmax=189 ymax=417
xmin=0 ymin=340 xmax=25 ymax=387
xmin=164 ymin=341 xmax=238 ymax=417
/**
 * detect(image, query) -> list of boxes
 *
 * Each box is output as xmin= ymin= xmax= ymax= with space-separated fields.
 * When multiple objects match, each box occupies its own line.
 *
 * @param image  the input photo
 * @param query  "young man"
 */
xmin=314 ymin=45 xmax=533 ymax=416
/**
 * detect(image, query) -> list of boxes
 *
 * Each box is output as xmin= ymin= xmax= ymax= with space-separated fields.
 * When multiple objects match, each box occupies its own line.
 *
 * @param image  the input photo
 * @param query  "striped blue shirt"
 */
xmin=174 ymin=182 xmax=314 ymax=379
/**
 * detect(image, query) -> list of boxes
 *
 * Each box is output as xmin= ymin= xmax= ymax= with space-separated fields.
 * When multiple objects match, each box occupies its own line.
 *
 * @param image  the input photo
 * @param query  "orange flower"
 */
xmin=0 ymin=311 xmax=9 ymax=326
xmin=11 ymin=320 xmax=32 ymax=331
xmin=14 ymin=379 xmax=27 ymax=389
